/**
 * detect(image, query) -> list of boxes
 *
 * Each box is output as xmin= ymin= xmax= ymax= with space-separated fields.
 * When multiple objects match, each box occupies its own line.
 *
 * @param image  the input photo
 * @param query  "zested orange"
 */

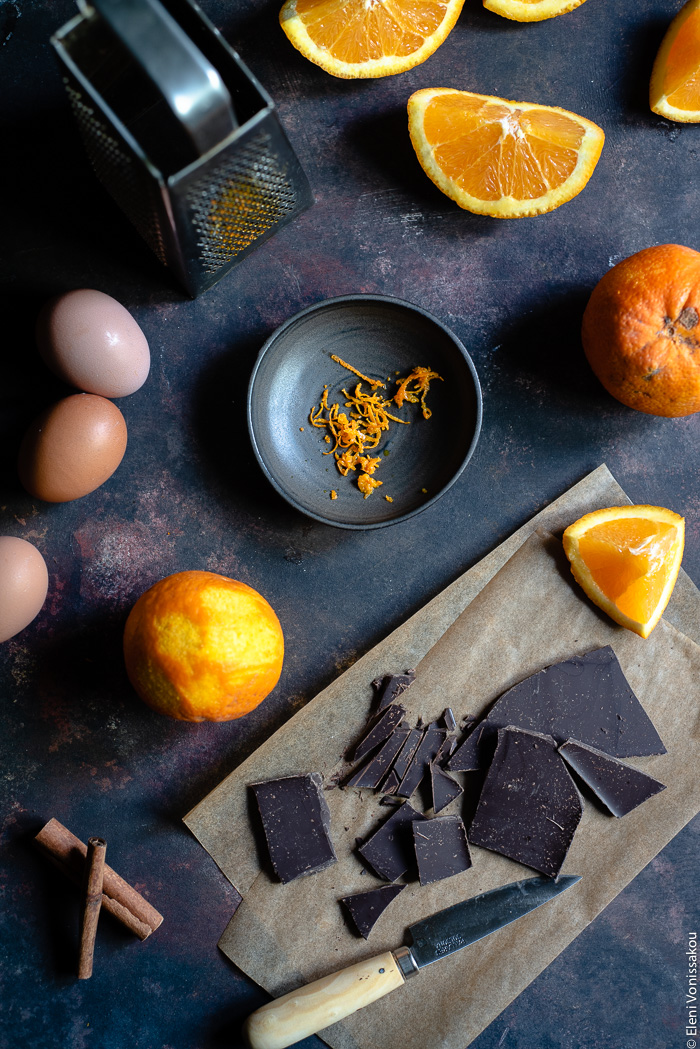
xmin=562 ymin=506 xmax=685 ymax=639
xmin=279 ymin=0 xmax=465 ymax=79
xmin=650 ymin=0 xmax=700 ymax=122
xmin=407 ymin=89 xmax=604 ymax=218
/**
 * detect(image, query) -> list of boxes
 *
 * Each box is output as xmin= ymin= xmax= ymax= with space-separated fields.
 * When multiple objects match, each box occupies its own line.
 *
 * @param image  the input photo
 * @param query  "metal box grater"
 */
xmin=52 ymin=0 xmax=313 ymax=296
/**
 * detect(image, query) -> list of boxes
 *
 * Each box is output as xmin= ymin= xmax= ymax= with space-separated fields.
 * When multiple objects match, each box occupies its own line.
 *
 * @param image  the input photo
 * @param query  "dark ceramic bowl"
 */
xmin=247 ymin=295 xmax=482 ymax=529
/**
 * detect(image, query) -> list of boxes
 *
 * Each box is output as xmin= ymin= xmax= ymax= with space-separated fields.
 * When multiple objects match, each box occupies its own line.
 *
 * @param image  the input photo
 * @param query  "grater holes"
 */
xmin=65 ymin=83 xmax=168 ymax=265
xmin=185 ymin=130 xmax=297 ymax=273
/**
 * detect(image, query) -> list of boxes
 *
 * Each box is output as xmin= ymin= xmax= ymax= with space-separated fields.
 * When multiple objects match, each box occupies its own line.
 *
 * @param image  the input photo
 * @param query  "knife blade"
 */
xmin=242 ymin=874 xmax=580 ymax=1049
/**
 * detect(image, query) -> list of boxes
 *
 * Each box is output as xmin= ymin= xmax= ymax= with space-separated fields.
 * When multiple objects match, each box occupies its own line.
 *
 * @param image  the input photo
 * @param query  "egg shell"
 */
xmin=36 ymin=289 xmax=150 ymax=398
xmin=18 ymin=393 xmax=128 ymax=503
xmin=0 ymin=537 xmax=49 ymax=643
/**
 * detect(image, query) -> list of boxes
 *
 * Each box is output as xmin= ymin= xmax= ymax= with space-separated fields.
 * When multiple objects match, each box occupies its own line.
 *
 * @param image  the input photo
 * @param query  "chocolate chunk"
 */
xmin=559 ymin=739 xmax=666 ymax=817
xmin=380 ymin=768 xmax=401 ymax=795
xmin=434 ymin=734 xmax=457 ymax=766
xmin=395 ymin=723 xmax=446 ymax=799
xmin=375 ymin=671 xmax=416 ymax=711
xmin=443 ymin=707 xmax=457 ymax=733
xmin=469 ymin=727 xmax=583 ymax=878
xmin=357 ymin=801 xmax=427 ymax=881
xmin=351 ymin=703 xmax=406 ymax=762
xmin=250 ymin=773 xmax=337 ymax=883
xmin=383 ymin=727 xmax=423 ymax=788
xmin=430 ymin=763 xmax=464 ymax=813
xmin=346 ymin=725 xmax=411 ymax=789
xmin=339 ymin=884 xmax=406 ymax=939
xmin=447 ymin=720 xmax=498 ymax=772
xmin=412 ymin=815 xmax=472 ymax=886
xmin=450 ymin=647 xmax=665 ymax=769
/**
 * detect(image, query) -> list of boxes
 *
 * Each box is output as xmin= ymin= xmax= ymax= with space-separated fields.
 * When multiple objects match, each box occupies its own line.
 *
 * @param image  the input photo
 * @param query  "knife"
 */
xmin=243 ymin=873 xmax=581 ymax=1049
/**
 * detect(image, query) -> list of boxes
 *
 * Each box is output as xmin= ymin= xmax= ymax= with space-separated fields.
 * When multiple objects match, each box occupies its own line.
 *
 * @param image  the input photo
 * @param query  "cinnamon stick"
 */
xmin=78 ymin=837 xmax=106 ymax=979
xmin=35 ymin=818 xmax=163 ymax=940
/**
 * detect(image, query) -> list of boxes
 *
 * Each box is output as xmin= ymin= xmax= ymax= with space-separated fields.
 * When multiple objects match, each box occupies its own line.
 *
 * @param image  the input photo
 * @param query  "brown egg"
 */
xmin=18 ymin=394 xmax=128 ymax=502
xmin=36 ymin=289 xmax=150 ymax=398
xmin=0 ymin=537 xmax=49 ymax=642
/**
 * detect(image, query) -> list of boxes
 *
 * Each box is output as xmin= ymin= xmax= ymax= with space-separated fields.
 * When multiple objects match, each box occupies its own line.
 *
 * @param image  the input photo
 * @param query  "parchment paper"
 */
xmin=184 ymin=466 xmax=700 ymax=1049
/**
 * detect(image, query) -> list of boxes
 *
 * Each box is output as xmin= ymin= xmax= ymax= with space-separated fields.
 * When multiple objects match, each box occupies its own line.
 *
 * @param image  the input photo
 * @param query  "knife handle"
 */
xmin=242 ymin=950 xmax=405 ymax=1049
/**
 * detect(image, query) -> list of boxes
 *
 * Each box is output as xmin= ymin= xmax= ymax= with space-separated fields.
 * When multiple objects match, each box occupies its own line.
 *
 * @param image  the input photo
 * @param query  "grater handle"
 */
xmin=81 ymin=0 xmax=237 ymax=156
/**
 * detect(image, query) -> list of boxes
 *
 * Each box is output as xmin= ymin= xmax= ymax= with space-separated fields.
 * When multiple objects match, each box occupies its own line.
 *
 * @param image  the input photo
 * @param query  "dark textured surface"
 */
xmin=1 ymin=1 xmax=699 ymax=1047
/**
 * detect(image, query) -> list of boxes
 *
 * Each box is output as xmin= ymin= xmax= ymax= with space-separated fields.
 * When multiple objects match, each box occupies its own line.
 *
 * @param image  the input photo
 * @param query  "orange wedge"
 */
xmin=562 ymin=506 xmax=685 ymax=639
xmin=650 ymin=0 xmax=700 ymax=122
xmin=484 ymin=0 xmax=588 ymax=22
xmin=407 ymin=89 xmax=604 ymax=218
xmin=279 ymin=0 xmax=465 ymax=79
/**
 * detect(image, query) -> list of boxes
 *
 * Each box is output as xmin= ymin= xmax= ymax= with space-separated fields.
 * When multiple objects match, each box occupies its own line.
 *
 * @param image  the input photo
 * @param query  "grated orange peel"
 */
xmin=483 ymin=0 xmax=588 ymax=22
xmin=279 ymin=0 xmax=465 ymax=80
xmin=407 ymin=88 xmax=604 ymax=218
xmin=562 ymin=506 xmax=685 ymax=639
xmin=650 ymin=0 xmax=700 ymax=123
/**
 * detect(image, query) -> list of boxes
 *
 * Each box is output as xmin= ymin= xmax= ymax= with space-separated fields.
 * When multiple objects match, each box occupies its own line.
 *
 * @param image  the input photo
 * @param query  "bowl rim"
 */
xmin=247 ymin=293 xmax=483 ymax=530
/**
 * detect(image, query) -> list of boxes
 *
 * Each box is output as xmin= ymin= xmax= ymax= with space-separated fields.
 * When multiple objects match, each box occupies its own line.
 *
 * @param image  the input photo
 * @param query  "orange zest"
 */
xmin=483 ymin=0 xmax=588 ymax=22
xmin=562 ymin=506 xmax=685 ymax=639
xmin=408 ymin=88 xmax=605 ymax=218
xmin=331 ymin=355 xmax=385 ymax=388
xmin=279 ymin=0 xmax=466 ymax=80
xmin=650 ymin=0 xmax=700 ymax=122
xmin=394 ymin=365 xmax=443 ymax=418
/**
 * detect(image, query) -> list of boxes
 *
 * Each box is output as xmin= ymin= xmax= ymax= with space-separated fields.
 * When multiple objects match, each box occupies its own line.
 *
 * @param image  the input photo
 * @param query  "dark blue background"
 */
xmin=1 ymin=1 xmax=698 ymax=1047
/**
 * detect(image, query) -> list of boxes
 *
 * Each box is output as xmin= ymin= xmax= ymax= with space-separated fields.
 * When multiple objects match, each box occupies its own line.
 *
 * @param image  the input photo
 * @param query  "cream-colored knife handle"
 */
xmin=242 ymin=950 xmax=405 ymax=1049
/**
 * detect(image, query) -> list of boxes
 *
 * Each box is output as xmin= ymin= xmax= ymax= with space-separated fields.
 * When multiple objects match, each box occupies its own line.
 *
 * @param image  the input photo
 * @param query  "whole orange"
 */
xmin=582 ymin=243 xmax=700 ymax=417
xmin=123 ymin=571 xmax=284 ymax=722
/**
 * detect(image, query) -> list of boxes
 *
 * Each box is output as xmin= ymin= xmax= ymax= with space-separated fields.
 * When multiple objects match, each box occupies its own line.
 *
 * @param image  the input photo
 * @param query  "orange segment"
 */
xmin=650 ymin=0 xmax=700 ymax=122
xmin=562 ymin=506 xmax=685 ymax=639
xmin=408 ymin=89 xmax=604 ymax=218
xmin=483 ymin=0 xmax=588 ymax=22
xmin=280 ymin=0 xmax=465 ymax=79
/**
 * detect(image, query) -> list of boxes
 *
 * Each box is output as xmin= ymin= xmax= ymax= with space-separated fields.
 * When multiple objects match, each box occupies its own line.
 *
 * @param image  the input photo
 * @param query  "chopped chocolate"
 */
xmin=250 ymin=773 xmax=337 ymax=883
xmin=357 ymin=801 xmax=427 ymax=881
xmin=386 ymin=727 xmax=424 ymax=786
xmin=434 ymin=734 xmax=458 ymax=765
xmin=559 ymin=739 xmax=666 ymax=817
xmin=339 ymin=884 xmax=406 ymax=939
xmin=380 ymin=768 xmax=401 ymax=795
xmin=395 ymin=723 xmax=446 ymax=799
xmin=447 ymin=720 xmax=498 ymax=772
xmin=449 ymin=647 xmax=664 ymax=770
xmin=375 ymin=670 xmax=416 ymax=711
xmin=430 ymin=763 xmax=464 ymax=814
xmin=351 ymin=703 xmax=406 ymax=763
xmin=469 ymin=727 xmax=583 ymax=878
xmin=443 ymin=707 xmax=457 ymax=733
xmin=346 ymin=725 xmax=411 ymax=789
xmin=412 ymin=815 xmax=472 ymax=886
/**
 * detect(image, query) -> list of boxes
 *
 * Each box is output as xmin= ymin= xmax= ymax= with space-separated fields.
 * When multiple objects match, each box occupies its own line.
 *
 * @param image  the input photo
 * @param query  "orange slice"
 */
xmin=408 ymin=89 xmax=604 ymax=218
xmin=484 ymin=0 xmax=588 ymax=22
xmin=562 ymin=506 xmax=685 ymax=639
xmin=650 ymin=0 xmax=700 ymax=122
xmin=279 ymin=0 xmax=465 ymax=79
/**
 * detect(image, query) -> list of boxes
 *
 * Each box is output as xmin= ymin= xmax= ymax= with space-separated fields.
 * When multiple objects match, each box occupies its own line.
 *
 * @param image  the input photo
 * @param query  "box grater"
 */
xmin=52 ymin=0 xmax=313 ymax=296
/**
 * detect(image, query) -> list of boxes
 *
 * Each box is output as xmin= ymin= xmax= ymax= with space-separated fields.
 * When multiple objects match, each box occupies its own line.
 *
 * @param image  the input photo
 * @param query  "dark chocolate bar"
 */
xmin=430 ymin=763 xmax=464 ymax=814
xmin=339 ymin=884 xmax=406 ymax=939
xmin=559 ymin=739 xmax=666 ymax=817
xmin=346 ymin=725 xmax=411 ymax=789
xmin=351 ymin=703 xmax=406 ymax=763
xmin=469 ymin=727 xmax=583 ymax=878
xmin=250 ymin=773 xmax=337 ymax=883
xmin=412 ymin=815 xmax=472 ymax=886
xmin=357 ymin=801 xmax=427 ymax=881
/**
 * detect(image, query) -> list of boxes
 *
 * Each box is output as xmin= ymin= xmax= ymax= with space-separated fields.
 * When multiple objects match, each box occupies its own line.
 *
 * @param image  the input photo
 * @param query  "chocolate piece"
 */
xmin=430 ymin=763 xmax=464 ymax=813
xmin=469 ymin=727 xmax=583 ymax=878
xmin=559 ymin=739 xmax=666 ymax=817
xmin=384 ymin=727 xmax=423 ymax=788
xmin=375 ymin=670 xmax=416 ymax=711
xmin=250 ymin=773 xmax=337 ymax=883
xmin=395 ymin=723 xmax=446 ymax=798
xmin=434 ymin=734 xmax=458 ymax=765
xmin=346 ymin=725 xmax=411 ymax=789
xmin=339 ymin=884 xmax=406 ymax=939
xmin=412 ymin=815 xmax=472 ymax=886
xmin=380 ymin=768 xmax=401 ymax=795
xmin=449 ymin=647 xmax=664 ymax=770
xmin=443 ymin=707 xmax=457 ymax=733
xmin=351 ymin=703 xmax=406 ymax=762
xmin=447 ymin=720 xmax=498 ymax=772
xmin=357 ymin=801 xmax=427 ymax=881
